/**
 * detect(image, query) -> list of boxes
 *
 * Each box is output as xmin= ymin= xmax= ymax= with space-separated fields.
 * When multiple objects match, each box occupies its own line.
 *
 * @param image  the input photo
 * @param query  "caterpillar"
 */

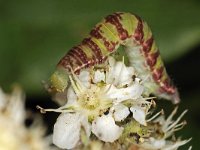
xmin=50 ymin=12 xmax=180 ymax=104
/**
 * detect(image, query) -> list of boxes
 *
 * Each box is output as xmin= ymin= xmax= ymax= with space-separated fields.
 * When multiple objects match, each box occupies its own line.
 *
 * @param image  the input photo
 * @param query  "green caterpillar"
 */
xmin=50 ymin=12 xmax=180 ymax=104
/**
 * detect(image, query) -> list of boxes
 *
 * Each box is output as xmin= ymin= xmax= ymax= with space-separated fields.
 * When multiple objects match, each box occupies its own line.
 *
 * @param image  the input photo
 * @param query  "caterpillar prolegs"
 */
xmin=50 ymin=12 xmax=180 ymax=104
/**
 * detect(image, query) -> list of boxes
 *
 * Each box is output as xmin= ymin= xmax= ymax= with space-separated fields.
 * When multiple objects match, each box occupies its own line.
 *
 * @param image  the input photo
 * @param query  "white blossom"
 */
xmin=113 ymin=103 xmax=130 ymax=122
xmin=92 ymin=113 xmax=123 ymax=142
xmin=39 ymin=56 xmax=191 ymax=150
xmin=53 ymin=113 xmax=90 ymax=149
xmin=139 ymin=107 xmax=191 ymax=150
xmin=0 ymin=86 xmax=53 ymax=150
xmin=39 ymin=56 xmax=151 ymax=149
xmin=0 ymin=88 xmax=6 ymax=109
xmin=130 ymin=105 xmax=147 ymax=126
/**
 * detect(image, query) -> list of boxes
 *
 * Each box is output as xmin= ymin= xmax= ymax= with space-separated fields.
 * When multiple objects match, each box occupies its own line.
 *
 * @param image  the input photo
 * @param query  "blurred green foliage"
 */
xmin=0 ymin=0 xmax=200 ymax=95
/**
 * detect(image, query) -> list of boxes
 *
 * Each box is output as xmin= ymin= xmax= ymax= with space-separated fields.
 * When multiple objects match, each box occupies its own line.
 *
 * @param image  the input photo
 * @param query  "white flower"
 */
xmin=92 ymin=113 xmax=123 ymax=142
xmin=0 ymin=88 xmax=6 ymax=109
xmin=39 ymin=56 xmax=154 ymax=149
xmin=106 ymin=57 xmax=134 ymax=87
xmin=130 ymin=105 xmax=147 ymax=126
xmin=113 ymin=103 xmax=130 ymax=122
xmin=105 ymin=79 xmax=144 ymax=103
xmin=53 ymin=113 xmax=90 ymax=149
xmin=140 ymin=107 xmax=191 ymax=150
xmin=0 ymin=86 xmax=53 ymax=150
xmin=39 ymin=56 xmax=192 ymax=150
xmin=93 ymin=70 xmax=106 ymax=83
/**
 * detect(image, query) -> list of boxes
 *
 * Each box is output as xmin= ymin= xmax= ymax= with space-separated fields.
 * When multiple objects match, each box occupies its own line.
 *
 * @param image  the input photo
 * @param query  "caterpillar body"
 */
xmin=50 ymin=12 xmax=180 ymax=104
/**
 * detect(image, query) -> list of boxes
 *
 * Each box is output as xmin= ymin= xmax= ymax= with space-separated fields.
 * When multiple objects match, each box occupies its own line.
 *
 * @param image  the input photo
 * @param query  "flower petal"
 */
xmin=115 ymin=62 xmax=135 ymax=86
xmin=9 ymin=87 xmax=25 ymax=124
xmin=105 ymin=81 xmax=143 ymax=103
xmin=141 ymin=138 xmax=166 ymax=149
xmin=92 ymin=114 xmax=123 ymax=142
xmin=0 ymin=88 xmax=6 ymax=109
xmin=80 ymin=115 xmax=91 ymax=137
xmin=93 ymin=70 xmax=105 ymax=83
xmin=66 ymin=86 xmax=77 ymax=105
xmin=106 ymin=57 xmax=116 ymax=84
xmin=78 ymin=70 xmax=91 ymax=88
xmin=113 ymin=104 xmax=130 ymax=122
xmin=53 ymin=88 xmax=68 ymax=105
xmin=130 ymin=106 xmax=147 ymax=126
xmin=106 ymin=59 xmax=134 ymax=86
xmin=53 ymin=113 xmax=81 ymax=149
xmin=149 ymin=138 xmax=166 ymax=149
xmin=130 ymin=79 xmax=144 ymax=99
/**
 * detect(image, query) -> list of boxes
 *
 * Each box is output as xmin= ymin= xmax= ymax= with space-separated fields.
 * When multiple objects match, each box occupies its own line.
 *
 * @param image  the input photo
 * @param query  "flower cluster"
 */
xmin=139 ymin=107 xmax=191 ymax=150
xmin=38 ymin=57 xmax=191 ymax=150
xmin=0 ymin=86 xmax=54 ymax=150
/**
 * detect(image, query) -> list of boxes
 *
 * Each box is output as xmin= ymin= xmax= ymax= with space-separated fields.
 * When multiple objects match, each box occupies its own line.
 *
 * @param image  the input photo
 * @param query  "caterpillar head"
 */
xmin=50 ymin=68 xmax=69 ymax=92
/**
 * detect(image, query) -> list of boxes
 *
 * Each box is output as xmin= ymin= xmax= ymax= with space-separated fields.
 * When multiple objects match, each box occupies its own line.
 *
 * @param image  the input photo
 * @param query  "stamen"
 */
xmin=166 ymin=138 xmax=192 ymax=150
xmin=147 ymin=109 xmax=164 ymax=122
xmin=115 ymin=59 xmax=124 ymax=86
xmin=36 ymin=105 xmax=74 ymax=113
xmin=36 ymin=105 xmax=47 ymax=113
xmin=69 ymin=75 xmax=85 ymax=96
xmin=122 ymin=56 xmax=125 ymax=64
xmin=172 ymin=121 xmax=187 ymax=132
xmin=132 ymin=97 xmax=155 ymax=106
xmin=174 ymin=120 xmax=187 ymax=128
xmin=104 ymin=83 xmax=113 ymax=94
xmin=188 ymin=146 xmax=192 ymax=150
xmin=165 ymin=109 xmax=188 ymax=132
xmin=163 ymin=107 xmax=178 ymax=129
xmin=69 ymin=75 xmax=79 ymax=94
xmin=71 ymin=71 xmax=86 ymax=92
xmin=136 ymin=97 xmax=156 ymax=101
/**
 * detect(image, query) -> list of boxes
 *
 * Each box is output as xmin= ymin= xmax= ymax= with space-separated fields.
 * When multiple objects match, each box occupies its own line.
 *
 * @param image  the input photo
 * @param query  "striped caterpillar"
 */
xmin=50 ymin=12 xmax=180 ymax=104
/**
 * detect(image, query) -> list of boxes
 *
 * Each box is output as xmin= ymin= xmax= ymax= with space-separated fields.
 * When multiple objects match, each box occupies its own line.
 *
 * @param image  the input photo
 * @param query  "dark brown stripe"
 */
xmin=68 ymin=51 xmax=82 ymax=67
xmin=146 ymin=51 xmax=159 ymax=67
xmin=90 ymin=25 xmax=103 ymax=39
xmin=134 ymin=15 xmax=144 ymax=43
xmin=82 ymin=38 xmax=103 ymax=63
xmin=71 ymin=46 xmax=88 ymax=64
xmin=58 ymin=55 xmax=73 ymax=71
xmin=152 ymin=67 xmax=164 ymax=81
xmin=160 ymin=79 xmax=176 ymax=94
xmin=90 ymin=24 xmax=117 ymax=52
xmin=143 ymin=37 xmax=154 ymax=53
xmin=105 ymin=13 xmax=128 ymax=40
xmin=57 ymin=55 xmax=68 ymax=67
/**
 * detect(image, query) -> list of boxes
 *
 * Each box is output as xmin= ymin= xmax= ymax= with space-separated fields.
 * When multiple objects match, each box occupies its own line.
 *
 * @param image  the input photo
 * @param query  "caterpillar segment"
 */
xmin=50 ymin=12 xmax=180 ymax=104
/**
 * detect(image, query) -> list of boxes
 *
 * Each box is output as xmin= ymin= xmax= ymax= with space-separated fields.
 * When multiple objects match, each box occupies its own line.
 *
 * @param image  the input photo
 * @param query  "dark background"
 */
xmin=0 ymin=0 xmax=200 ymax=149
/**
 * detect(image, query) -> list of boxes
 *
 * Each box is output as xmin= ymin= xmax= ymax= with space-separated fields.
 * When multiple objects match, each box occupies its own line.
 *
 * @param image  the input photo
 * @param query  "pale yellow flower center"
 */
xmin=78 ymin=90 xmax=100 ymax=110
